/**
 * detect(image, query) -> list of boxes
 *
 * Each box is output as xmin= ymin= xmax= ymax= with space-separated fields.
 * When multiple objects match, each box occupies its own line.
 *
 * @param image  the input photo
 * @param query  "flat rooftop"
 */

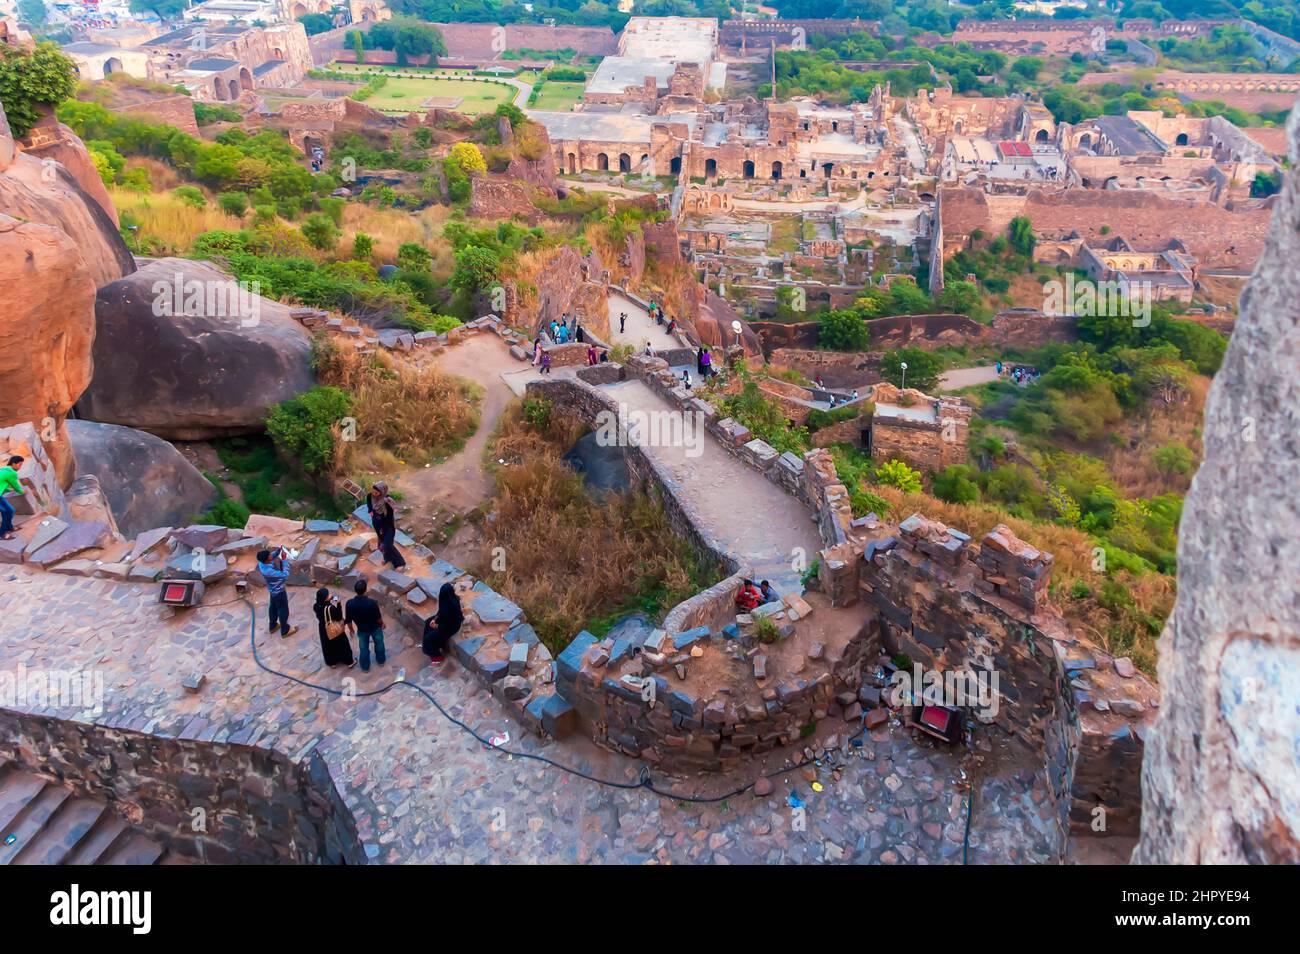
xmin=145 ymin=24 xmax=249 ymax=50
xmin=587 ymin=55 xmax=678 ymax=95
xmin=1095 ymin=115 xmax=1165 ymax=156
xmin=619 ymin=16 xmax=718 ymax=63
xmin=532 ymin=109 xmax=698 ymax=143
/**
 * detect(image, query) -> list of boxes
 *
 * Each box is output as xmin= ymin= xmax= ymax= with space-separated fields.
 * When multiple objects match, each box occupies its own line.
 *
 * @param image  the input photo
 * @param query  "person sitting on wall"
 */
xmin=759 ymin=580 xmax=779 ymax=605
xmin=734 ymin=578 xmax=763 ymax=612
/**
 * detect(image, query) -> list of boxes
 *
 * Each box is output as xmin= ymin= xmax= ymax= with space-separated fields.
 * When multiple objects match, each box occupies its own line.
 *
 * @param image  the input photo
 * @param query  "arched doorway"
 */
xmin=822 ymin=162 xmax=834 ymax=179
xmin=742 ymin=159 xmax=754 ymax=178
xmin=213 ymin=76 xmax=225 ymax=100
xmin=567 ymin=153 xmax=576 ymax=174
xmin=596 ymin=153 xmax=608 ymax=171
xmin=228 ymin=78 xmax=240 ymax=100
xmin=103 ymin=57 xmax=123 ymax=75
xmin=1035 ymin=128 xmax=1050 ymax=142
xmin=239 ymin=67 xmax=253 ymax=91
xmin=1175 ymin=132 xmax=1189 ymax=146
xmin=670 ymin=155 xmax=681 ymax=174
xmin=704 ymin=158 xmax=717 ymax=178
xmin=1078 ymin=133 xmax=1092 ymax=151
xmin=771 ymin=160 xmax=782 ymax=180
xmin=272 ymin=47 xmax=284 ymax=60
xmin=618 ymin=153 xmax=630 ymax=172
xmin=292 ymin=1 xmax=308 ymax=17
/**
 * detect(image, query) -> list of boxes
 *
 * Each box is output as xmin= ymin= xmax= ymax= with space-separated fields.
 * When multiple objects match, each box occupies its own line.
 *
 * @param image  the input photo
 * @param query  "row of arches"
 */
xmin=212 ymin=67 xmax=253 ymax=101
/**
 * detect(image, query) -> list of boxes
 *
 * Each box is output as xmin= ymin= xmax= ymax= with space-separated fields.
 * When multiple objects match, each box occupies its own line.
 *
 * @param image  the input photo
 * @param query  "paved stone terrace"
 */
xmin=1 ymin=566 xmax=1063 ymax=863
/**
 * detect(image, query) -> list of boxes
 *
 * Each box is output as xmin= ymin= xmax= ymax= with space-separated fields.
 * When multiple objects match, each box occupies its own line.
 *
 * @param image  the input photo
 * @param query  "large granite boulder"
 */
xmin=67 ymin=419 xmax=217 ymax=537
xmin=1135 ymin=107 xmax=1300 ymax=864
xmin=21 ymin=117 xmax=119 ymax=227
xmin=76 ymin=257 xmax=317 ymax=440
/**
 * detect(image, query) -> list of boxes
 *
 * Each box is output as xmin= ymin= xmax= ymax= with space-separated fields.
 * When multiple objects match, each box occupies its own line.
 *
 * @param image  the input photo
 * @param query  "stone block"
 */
xmin=172 ymin=524 xmax=231 ymax=551
xmin=508 ymin=640 xmax=530 ymax=675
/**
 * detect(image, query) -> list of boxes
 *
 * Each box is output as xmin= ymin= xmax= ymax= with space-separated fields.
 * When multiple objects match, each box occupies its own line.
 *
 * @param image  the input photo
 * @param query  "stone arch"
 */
xmin=1078 ymin=132 xmax=1092 ymax=151
xmin=708 ymin=192 xmax=721 ymax=209
xmin=639 ymin=153 xmax=649 ymax=169
xmin=705 ymin=158 xmax=717 ymax=177
xmin=771 ymin=160 xmax=782 ymax=180
xmin=567 ymin=152 xmax=576 ymax=174
xmin=1175 ymin=132 xmax=1189 ymax=146
xmin=670 ymin=155 xmax=681 ymax=174
xmin=273 ymin=47 xmax=284 ymax=60
xmin=742 ymin=159 xmax=754 ymax=178
xmin=597 ymin=152 xmax=609 ymax=171
xmin=1035 ymin=128 xmax=1050 ymax=142
xmin=239 ymin=67 xmax=253 ymax=91
xmin=618 ymin=153 xmax=631 ymax=172
xmin=291 ymin=1 xmax=308 ymax=17
xmin=103 ymin=56 xmax=123 ymax=75
xmin=822 ymin=162 xmax=833 ymax=179
xmin=831 ymin=120 xmax=839 ymax=131
xmin=213 ymin=76 xmax=226 ymax=100
xmin=1104 ymin=175 xmax=1119 ymax=189
xmin=228 ymin=78 xmax=240 ymax=100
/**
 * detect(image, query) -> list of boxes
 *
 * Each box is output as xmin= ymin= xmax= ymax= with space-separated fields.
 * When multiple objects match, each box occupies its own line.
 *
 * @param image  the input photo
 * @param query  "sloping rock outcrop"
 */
xmin=67 ymin=419 xmax=217 ymax=538
xmin=1135 ymin=107 xmax=1300 ymax=864
xmin=22 ymin=117 xmax=119 ymax=227
xmin=76 ymin=258 xmax=317 ymax=440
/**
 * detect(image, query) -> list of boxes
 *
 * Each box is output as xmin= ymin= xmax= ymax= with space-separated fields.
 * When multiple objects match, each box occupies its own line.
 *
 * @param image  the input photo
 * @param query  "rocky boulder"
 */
xmin=1135 ymin=107 xmax=1300 ymax=864
xmin=22 ymin=117 xmax=119 ymax=227
xmin=67 ymin=419 xmax=218 ymax=537
xmin=76 ymin=258 xmax=317 ymax=440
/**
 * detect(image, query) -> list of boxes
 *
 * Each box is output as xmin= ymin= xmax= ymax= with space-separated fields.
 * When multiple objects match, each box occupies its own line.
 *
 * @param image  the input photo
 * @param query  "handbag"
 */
xmin=324 ymin=600 xmax=346 ymax=640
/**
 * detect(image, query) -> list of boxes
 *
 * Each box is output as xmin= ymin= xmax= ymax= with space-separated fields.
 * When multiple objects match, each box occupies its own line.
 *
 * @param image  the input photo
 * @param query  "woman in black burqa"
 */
xmin=367 ymin=480 xmax=407 ymax=570
xmin=313 ymin=587 xmax=355 ymax=668
xmin=421 ymin=582 xmax=464 ymax=664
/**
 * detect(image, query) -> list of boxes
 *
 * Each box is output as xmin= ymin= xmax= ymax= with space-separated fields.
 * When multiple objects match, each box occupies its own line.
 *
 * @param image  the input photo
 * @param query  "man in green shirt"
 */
xmin=0 ymin=455 xmax=25 ymax=540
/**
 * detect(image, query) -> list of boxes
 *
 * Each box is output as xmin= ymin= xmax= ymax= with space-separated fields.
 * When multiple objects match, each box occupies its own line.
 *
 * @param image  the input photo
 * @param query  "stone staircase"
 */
xmin=0 ymin=762 xmax=181 ymax=865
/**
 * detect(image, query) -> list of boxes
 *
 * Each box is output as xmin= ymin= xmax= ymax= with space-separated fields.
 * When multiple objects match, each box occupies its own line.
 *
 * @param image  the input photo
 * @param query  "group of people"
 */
xmin=256 ymin=477 xmax=465 ymax=671
xmin=734 ymin=578 xmax=780 ymax=612
xmin=996 ymin=361 xmax=1041 ymax=386
xmin=695 ymin=346 xmax=716 ymax=380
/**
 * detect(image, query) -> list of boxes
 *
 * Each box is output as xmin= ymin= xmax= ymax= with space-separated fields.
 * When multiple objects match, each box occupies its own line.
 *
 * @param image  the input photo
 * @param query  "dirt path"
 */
xmin=940 ymin=365 xmax=1000 ymax=391
xmin=390 ymin=335 xmax=519 ymax=560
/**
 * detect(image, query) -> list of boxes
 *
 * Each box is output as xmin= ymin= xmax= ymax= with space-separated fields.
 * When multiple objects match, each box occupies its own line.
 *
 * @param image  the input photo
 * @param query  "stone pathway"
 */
xmin=0 ymin=566 xmax=1063 ymax=864
xmin=939 ymin=365 xmax=1000 ymax=392
xmin=608 ymin=290 xmax=679 ymax=352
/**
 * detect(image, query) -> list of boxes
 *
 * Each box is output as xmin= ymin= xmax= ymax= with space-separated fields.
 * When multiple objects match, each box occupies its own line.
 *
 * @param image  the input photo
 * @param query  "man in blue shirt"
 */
xmin=256 ymin=548 xmax=298 ymax=638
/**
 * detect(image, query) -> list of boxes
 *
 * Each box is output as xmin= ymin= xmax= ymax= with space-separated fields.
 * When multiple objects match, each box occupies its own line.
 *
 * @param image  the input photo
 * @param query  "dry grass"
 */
xmin=314 ymin=335 xmax=480 ymax=471
xmin=469 ymin=400 xmax=722 ymax=653
xmin=125 ymin=157 xmax=182 ymax=190
xmin=867 ymin=484 xmax=1173 ymax=676
xmin=110 ymin=187 xmax=246 ymax=253
xmin=342 ymin=204 xmax=454 ymax=275
xmin=1104 ymin=375 xmax=1209 ymax=498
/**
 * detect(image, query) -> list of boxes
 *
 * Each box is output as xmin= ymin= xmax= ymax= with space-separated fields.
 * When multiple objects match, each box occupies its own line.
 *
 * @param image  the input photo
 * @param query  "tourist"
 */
xmin=540 ymin=350 xmax=552 ymax=374
xmin=645 ymin=341 xmax=655 ymax=355
xmin=734 ymin=578 xmax=763 ymax=613
xmin=557 ymin=323 xmax=569 ymax=344
xmin=367 ymin=481 xmax=407 ymax=570
xmin=759 ymin=580 xmax=779 ymax=605
xmin=549 ymin=320 xmax=560 ymax=341
xmin=619 ymin=312 xmax=627 ymax=334
xmin=421 ymin=582 xmax=464 ymax=665
xmin=696 ymin=347 xmax=705 ymax=376
xmin=0 ymin=454 xmax=25 ymax=541
xmin=681 ymin=369 xmax=692 ymax=390
xmin=599 ymin=349 xmax=610 ymax=363
xmin=532 ymin=337 xmax=542 ymax=366
xmin=256 ymin=548 xmax=298 ymax=638
xmin=814 ymin=374 xmax=825 ymax=389
xmin=587 ymin=344 xmax=598 ymax=366
xmin=345 ymin=578 xmax=386 ymax=672
xmin=995 ymin=360 xmax=1003 ymax=375
xmin=666 ymin=317 xmax=677 ymax=335
xmin=700 ymin=347 xmax=713 ymax=379
xmin=313 ymin=587 xmax=355 ymax=669
xmin=576 ymin=324 xmax=586 ymax=344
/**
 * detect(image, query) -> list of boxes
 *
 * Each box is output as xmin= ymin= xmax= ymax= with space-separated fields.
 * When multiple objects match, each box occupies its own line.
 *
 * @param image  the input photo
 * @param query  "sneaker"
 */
xmin=281 ymin=625 xmax=299 ymax=639
xmin=429 ymin=654 xmax=445 ymax=665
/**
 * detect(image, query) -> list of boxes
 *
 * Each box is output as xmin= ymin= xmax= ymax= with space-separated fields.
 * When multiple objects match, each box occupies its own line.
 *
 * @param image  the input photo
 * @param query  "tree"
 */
xmin=495 ymin=102 xmax=525 ymax=130
xmin=879 ymin=348 xmax=942 ymax=393
xmin=934 ymin=464 xmax=981 ymax=504
xmin=128 ymin=0 xmax=189 ymax=20
xmin=351 ymin=233 xmax=374 ymax=260
xmin=302 ymin=212 xmax=339 ymax=251
xmin=1011 ymin=56 xmax=1044 ymax=80
xmin=938 ymin=279 xmax=980 ymax=315
xmin=397 ymin=241 xmax=432 ymax=271
xmin=450 ymin=244 xmax=500 ymax=294
xmin=265 ymin=386 xmax=353 ymax=477
xmin=448 ymin=141 xmax=486 ymax=176
xmin=351 ymin=29 xmax=365 ymax=63
xmin=297 ymin=13 xmax=334 ymax=36
xmin=217 ymin=191 xmax=249 ymax=217
xmin=1008 ymin=216 xmax=1036 ymax=256
xmin=817 ymin=308 xmax=870 ymax=351
xmin=368 ymin=18 xmax=447 ymax=66
xmin=0 ymin=41 xmax=76 ymax=139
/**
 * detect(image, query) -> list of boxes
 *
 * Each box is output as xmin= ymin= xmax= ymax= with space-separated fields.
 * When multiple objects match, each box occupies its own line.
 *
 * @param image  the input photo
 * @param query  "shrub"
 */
xmin=817 ymin=308 xmax=869 ymax=351
xmin=879 ymin=348 xmax=943 ymax=393
xmin=934 ymin=464 xmax=981 ymax=504
xmin=875 ymin=459 xmax=923 ymax=493
xmin=0 ymin=41 xmax=77 ymax=139
xmin=217 ymin=191 xmax=249 ymax=217
xmin=173 ymin=185 xmax=207 ymax=209
xmin=301 ymin=212 xmax=339 ymax=251
xmin=351 ymin=232 xmax=374 ymax=260
xmin=265 ymin=386 xmax=353 ymax=477
xmin=1153 ymin=441 xmax=1194 ymax=476
xmin=448 ymin=141 xmax=487 ymax=175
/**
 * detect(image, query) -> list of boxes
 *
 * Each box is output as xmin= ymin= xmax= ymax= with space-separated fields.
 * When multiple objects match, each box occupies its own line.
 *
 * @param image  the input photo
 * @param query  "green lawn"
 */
xmin=326 ymin=63 xmax=517 ymax=115
xmin=530 ymin=81 xmax=585 ymax=111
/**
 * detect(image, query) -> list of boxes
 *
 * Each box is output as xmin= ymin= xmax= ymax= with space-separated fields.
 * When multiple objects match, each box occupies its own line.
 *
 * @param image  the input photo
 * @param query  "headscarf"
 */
xmin=436 ymin=582 xmax=464 ymax=632
xmin=370 ymin=481 xmax=396 ymax=519
xmin=314 ymin=587 xmax=331 ymax=608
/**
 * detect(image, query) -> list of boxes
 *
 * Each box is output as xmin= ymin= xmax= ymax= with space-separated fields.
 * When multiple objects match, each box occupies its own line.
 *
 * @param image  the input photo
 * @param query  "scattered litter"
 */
xmin=488 ymin=730 xmax=511 ymax=748
xmin=811 ymin=782 xmax=824 ymax=793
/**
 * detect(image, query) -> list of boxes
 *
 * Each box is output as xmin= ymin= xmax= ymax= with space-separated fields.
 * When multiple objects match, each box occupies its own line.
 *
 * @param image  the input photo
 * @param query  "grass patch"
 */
xmin=471 ymin=400 xmax=724 ymax=654
xmin=212 ymin=436 xmax=342 ymax=520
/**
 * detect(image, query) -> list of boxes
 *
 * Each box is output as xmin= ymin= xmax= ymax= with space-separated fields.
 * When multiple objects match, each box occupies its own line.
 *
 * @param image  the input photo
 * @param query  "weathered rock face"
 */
xmin=0 ymin=107 xmax=134 ymax=288
xmin=76 ymin=258 xmax=317 ymax=440
xmin=67 ymin=419 xmax=218 ymax=538
xmin=22 ymin=117 xmax=119 ymax=227
xmin=1134 ymin=107 xmax=1300 ymax=864
xmin=0 ymin=102 xmax=129 ymax=486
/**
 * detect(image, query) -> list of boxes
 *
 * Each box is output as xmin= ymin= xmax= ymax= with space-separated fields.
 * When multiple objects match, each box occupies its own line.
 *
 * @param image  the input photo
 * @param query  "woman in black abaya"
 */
xmin=421 ymin=583 xmax=464 ymax=664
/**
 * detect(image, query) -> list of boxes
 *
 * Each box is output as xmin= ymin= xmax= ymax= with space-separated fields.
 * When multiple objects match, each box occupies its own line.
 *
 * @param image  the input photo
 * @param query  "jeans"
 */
xmin=0 ymin=495 xmax=14 ymax=536
xmin=268 ymin=590 xmax=291 ymax=635
xmin=357 ymin=628 xmax=386 ymax=671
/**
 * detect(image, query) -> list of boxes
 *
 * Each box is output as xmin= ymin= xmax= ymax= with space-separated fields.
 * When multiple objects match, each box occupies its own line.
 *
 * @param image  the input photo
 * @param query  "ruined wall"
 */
xmin=0 ymin=708 xmax=366 ymax=864
xmin=114 ymin=95 xmax=200 ymax=137
xmin=1135 ymin=107 xmax=1300 ymax=865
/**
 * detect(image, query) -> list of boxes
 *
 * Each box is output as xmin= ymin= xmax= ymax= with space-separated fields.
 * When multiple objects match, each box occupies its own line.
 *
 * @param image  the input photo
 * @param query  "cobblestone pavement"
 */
xmin=1 ymin=567 xmax=1064 ymax=863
